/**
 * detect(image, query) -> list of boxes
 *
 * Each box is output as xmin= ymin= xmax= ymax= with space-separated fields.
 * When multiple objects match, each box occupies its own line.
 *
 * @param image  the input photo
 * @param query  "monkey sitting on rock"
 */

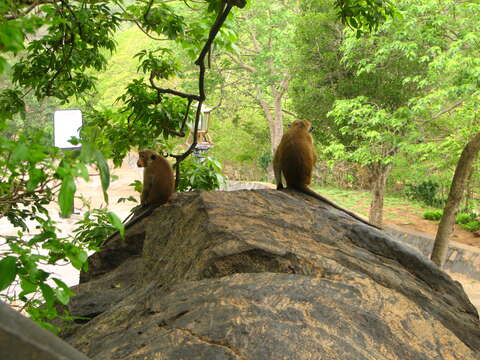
xmin=104 ymin=149 xmax=174 ymax=245
xmin=273 ymin=120 xmax=380 ymax=230
xmin=137 ymin=149 xmax=175 ymax=206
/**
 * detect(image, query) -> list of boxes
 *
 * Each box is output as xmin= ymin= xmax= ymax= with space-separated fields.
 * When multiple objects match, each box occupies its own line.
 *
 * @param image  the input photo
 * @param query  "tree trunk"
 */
xmin=272 ymin=92 xmax=284 ymax=152
xmin=464 ymin=166 xmax=474 ymax=212
xmin=431 ymin=132 xmax=480 ymax=267
xmin=257 ymin=97 xmax=277 ymax=155
xmin=255 ymin=85 xmax=284 ymax=156
xmin=368 ymin=163 xmax=391 ymax=227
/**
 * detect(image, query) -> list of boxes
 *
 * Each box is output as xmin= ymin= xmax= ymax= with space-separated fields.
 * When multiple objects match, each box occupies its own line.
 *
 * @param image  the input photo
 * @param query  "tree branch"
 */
xmin=117 ymin=2 xmax=169 ymax=41
xmin=170 ymin=1 xmax=235 ymax=187
xmin=149 ymin=74 xmax=201 ymax=100
xmin=226 ymin=52 xmax=256 ymax=72
xmin=432 ymin=98 xmax=466 ymax=119
xmin=5 ymin=0 xmax=56 ymax=20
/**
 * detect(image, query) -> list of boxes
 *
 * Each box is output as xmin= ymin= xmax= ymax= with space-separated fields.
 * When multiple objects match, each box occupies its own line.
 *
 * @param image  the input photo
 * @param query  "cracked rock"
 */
xmin=60 ymin=189 xmax=480 ymax=359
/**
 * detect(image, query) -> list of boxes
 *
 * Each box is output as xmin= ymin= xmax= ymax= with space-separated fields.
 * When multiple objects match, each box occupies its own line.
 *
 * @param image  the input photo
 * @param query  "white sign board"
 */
xmin=53 ymin=109 xmax=82 ymax=150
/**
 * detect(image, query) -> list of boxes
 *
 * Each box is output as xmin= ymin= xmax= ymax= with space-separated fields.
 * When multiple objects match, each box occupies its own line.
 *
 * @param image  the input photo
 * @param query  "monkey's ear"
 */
xmin=309 ymin=126 xmax=314 ymax=133
xmin=288 ymin=123 xmax=292 ymax=128
xmin=150 ymin=154 xmax=157 ymax=160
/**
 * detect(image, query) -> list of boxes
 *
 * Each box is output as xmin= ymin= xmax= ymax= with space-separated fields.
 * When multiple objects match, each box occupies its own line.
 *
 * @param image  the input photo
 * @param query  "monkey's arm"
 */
xmin=141 ymin=174 xmax=154 ymax=206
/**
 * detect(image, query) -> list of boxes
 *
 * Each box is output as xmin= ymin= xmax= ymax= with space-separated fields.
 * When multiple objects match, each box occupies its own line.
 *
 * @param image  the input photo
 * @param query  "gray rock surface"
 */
xmin=0 ymin=300 xmax=90 ymax=360
xmin=64 ymin=189 xmax=480 ymax=359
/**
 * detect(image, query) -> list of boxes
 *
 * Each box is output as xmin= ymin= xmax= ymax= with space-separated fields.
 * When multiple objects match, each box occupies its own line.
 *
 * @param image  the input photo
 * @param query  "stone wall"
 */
xmin=386 ymin=226 xmax=480 ymax=280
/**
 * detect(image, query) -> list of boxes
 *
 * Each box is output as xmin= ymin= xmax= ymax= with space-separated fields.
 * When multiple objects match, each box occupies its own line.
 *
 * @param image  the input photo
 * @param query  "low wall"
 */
xmin=386 ymin=226 xmax=480 ymax=281
xmin=223 ymin=180 xmax=276 ymax=191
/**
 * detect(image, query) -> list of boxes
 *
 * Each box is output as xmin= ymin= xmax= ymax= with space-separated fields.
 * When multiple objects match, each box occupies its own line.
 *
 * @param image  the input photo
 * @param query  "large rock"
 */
xmin=64 ymin=189 xmax=480 ymax=359
xmin=0 ymin=300 xmax=89 ymax=360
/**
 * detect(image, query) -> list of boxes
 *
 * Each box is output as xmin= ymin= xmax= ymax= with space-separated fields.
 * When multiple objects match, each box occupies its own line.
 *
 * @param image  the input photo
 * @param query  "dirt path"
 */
xmin=329 ymin=196 xmax=480 ymax=249
xmin=387 ymin=208 xmax=480 ymax=248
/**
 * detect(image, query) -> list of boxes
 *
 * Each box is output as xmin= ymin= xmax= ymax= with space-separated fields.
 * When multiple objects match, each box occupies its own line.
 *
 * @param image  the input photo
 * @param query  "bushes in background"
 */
xmin=423 ymin=210 xmax=480 ymax=232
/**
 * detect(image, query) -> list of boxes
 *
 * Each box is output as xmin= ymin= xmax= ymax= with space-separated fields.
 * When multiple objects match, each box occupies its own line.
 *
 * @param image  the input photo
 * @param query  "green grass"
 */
xmin=312 ymin=186 xmax=435 ymax=221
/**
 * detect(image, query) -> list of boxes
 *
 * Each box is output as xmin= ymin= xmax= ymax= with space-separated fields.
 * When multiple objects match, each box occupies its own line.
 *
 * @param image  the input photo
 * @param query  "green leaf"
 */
xmin=0 ymin=256 xmax=17 ymax=291
xmin=19 ymin=277 xmax=37 ymax=299
xmin=95 ymin=150 xmax=110 ymax=203
xmin=0 ymin=57 xmax=7 ymax=74
xmin=75 ymin=162 xmax=90 ymax=181
xmin=37 ymin=320 xmax=59 ymax=334
xmin=79 ymin=142 xmax=95 ymax=162
xmin=10 ymin=143 xmax=30 ymax=163
xmin=108 ymin=211 xmax=125 ymax=238
xmin=58 ymin=175 xmax=76 ymax=217
xmin=40 ymin=283 xmax=55 ymax=308
xmin=27 ymin=168 xmax=46 ymax=192
xmin=20 ymin=277 xmax=37 ymax=293
xmin=52 ymin=278 xmax=75 ymax=305
xmin=52 ymin=277 xmax=72 ymax=292
xmin=66 ymin=249 xmax=88 ymax=270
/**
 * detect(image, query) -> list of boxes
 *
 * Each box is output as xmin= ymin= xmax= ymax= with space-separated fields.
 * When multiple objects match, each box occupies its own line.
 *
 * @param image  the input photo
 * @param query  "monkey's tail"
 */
xmin=297 ymin=186 xmax=381 ymax=230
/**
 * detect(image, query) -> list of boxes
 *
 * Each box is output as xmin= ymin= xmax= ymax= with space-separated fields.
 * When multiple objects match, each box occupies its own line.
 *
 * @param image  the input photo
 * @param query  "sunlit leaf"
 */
xmin=0 ymin=256 xmax=17 ymax=291
xmin=95 ymin=150 xmax=110 ymax=204
xmin=40 ymin=283 xmax=55 ymax=308
xmin=58 ymin=175 xmax=76 ymax=217
xmin=108 ymin=211 xmax=125 ymax=238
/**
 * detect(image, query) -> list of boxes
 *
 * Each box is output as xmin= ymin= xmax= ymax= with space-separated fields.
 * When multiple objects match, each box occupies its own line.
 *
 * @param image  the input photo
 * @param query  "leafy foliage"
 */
xmin=423 ymin=210 xmax=443 ymax=221
xmin=405 ymin=180 xmax=444 ymax=208
xmin=292 ymin=0 xmax=480 ymax=228
xmin=0 ymin=113 xmax=122 ymax=330
xmin=460 ymin=221 xmax=480 ymax=233
xmin=334 ymin=0 xmax=396 ymax=36
xmin=454 ymin=212 xmax=480 ymax=232
xmin=325 ymin=97 xmax=410 ymax=166
xmin=72 ymin=208 xmax=124 ymax=250
xmin=12 ymin=2 xmax=120 ymax=101
xmin=177 ymin=155 xmax=225 ymax=192
xmin=423 ymin=210 xmax=480 ymax=232
xmin=455 ymin=212 xmax=477 ymax=225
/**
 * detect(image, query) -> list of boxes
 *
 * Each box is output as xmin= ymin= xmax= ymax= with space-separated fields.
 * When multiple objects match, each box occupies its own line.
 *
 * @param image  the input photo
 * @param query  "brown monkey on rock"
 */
xmin=103 ymin=149 xmax=174 ymax=245
xmin=137 ymin=149 xmax=175 ymax=206
xmin=273 ymin=120 xmax=380 ymax=229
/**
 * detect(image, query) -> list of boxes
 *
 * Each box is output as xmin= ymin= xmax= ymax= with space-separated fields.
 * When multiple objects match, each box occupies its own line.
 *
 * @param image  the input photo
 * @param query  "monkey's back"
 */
xmin=146 ymin=156 xmax=175 ymax=205
xmin=275 ymin=128 xmax=315 ymax=188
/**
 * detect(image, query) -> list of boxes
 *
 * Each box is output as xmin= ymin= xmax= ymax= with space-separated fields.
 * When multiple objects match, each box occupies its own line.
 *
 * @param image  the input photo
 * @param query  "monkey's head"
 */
xmin=289 ymin=120 xmax=313 ymax=132
xmin=137 ymin=149 xmax=158 ymax=168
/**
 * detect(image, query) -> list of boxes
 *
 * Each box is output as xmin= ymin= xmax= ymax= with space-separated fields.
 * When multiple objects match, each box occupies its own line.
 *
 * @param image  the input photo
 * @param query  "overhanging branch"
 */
xmin=168 ymin=0 xmax=236 ymax=188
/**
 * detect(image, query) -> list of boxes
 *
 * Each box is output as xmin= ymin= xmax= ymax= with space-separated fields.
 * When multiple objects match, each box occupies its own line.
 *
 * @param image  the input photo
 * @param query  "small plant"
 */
xmin=455 ymin=212 xmax=475 ymax=225
xmin=405 ymin=180 xmax=444 ymax=207
xmin=460 ymin=221 xmax=480 ymax=232
xmin=177 ymin=155 xmax=226 ymax=192
xmin=423 ymin=209 xmax=443 ymax=221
